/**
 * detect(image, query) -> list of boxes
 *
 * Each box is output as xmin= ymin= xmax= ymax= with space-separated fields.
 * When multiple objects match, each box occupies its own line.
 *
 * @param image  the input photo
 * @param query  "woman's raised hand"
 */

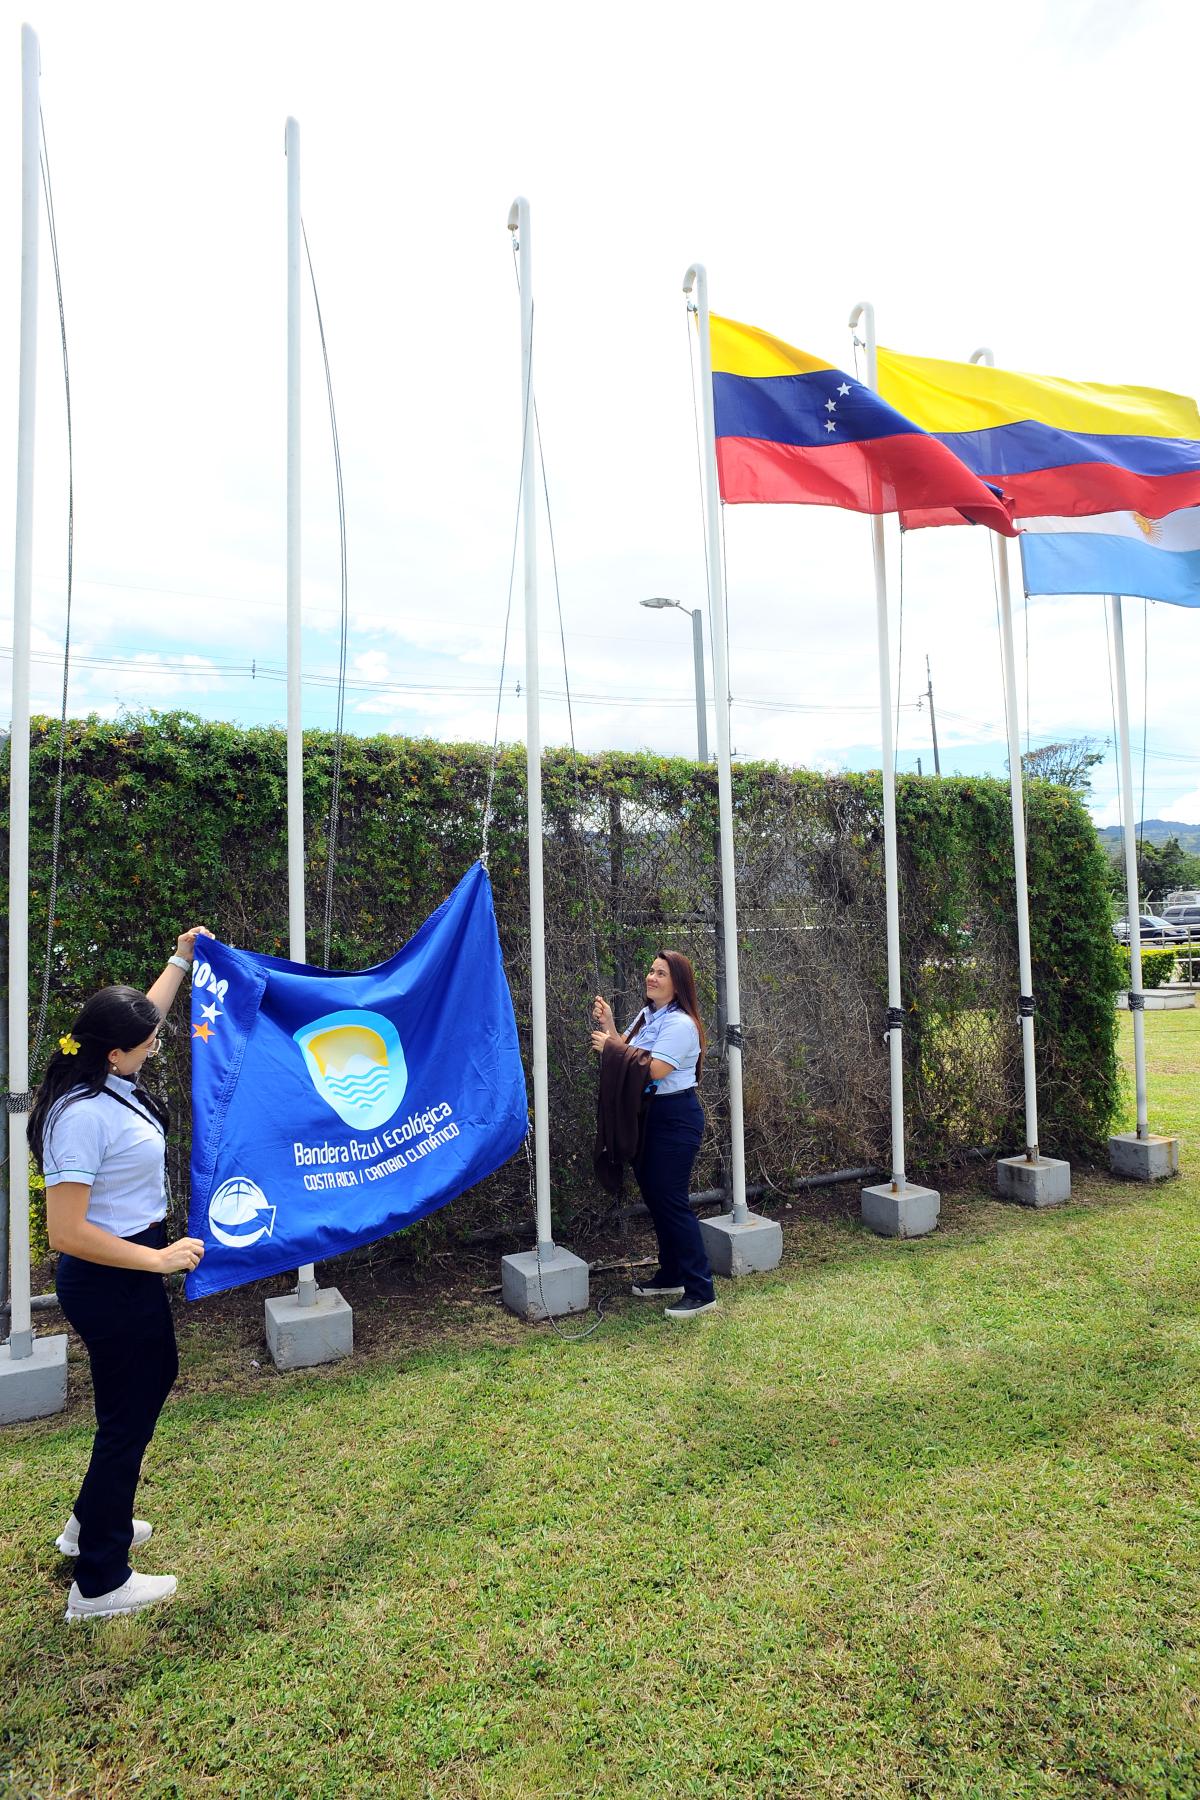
xmin=592 ymin=995 xmax=615 ymax=1035
xmin=175 ymin=926 xmax=215 ymax=964
xmin=158 ymin=1236 xmax=206 ymax=1275
xmin=590 ymin=1029 xmax=611 ymax=1055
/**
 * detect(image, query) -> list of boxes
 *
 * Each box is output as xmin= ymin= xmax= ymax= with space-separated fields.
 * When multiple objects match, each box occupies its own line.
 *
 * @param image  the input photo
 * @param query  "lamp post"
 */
xmin=639 ymin=598 xmax=709 ymax=762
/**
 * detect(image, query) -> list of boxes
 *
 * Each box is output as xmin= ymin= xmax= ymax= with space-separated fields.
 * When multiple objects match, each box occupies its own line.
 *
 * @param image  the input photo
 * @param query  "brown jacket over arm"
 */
xmin=592 ymin=1039 xmax=654 ymax=1195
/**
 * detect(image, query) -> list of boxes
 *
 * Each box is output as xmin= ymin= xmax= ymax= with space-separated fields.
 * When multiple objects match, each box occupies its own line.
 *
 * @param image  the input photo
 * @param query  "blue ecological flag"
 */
xmin=185 ymin=862 xmax=527 ymax=1298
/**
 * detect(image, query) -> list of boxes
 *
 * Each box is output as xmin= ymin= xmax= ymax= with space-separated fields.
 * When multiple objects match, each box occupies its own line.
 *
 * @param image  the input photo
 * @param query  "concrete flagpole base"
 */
xmin=264 ymin=1288 xmax=353 ymax=1370
xmin=501 ymin=1246 xmax=590 ymax=1321
xmin=860 ymin=1180 xmax=940 ymax=1238
xmin=0 ymin=1332 xmax=68 ymax=1424
xmin=699 ymin=1210 xmax=783 ymax=1277
xmin=996 ymin=1154 xmax=1072 ymax=1207
xmin=1108 ymin=1133 xmax=1181 ymax=1182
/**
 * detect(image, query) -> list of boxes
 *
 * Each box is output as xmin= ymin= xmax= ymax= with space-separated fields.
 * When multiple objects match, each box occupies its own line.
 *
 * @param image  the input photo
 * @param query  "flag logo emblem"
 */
xmin=209 ymin=1176 xmax=276 ymax=1250
xmin=293 ymin=1009 xmax=408 ymax=1129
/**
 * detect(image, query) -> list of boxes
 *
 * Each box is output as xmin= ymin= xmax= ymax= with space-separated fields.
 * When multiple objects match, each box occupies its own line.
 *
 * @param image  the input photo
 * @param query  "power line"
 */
xmin=0 ymin=645 xmax=931 ymax=719
xmin=0 ymin=645 xmax=699 ymax=712
xmin=2 ymin=646 xmax=1194 ymax=770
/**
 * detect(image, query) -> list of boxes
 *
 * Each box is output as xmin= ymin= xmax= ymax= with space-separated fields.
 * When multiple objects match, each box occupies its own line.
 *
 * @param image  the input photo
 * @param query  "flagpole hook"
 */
xmin=848 ymin=302 xmax=876 ymax=389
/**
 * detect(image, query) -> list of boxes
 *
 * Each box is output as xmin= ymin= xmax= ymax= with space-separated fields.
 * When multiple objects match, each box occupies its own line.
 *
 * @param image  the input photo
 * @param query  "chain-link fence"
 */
xmin=495 ymin=757 xmax=1028 ymax=1241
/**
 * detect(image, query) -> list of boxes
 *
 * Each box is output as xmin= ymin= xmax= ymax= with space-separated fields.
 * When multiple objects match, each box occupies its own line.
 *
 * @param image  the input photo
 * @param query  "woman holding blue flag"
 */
xmin=29 ymin=926 xmax=212 ymax=1622
xmin=592 ymin=951 xmax=717 ymax=1320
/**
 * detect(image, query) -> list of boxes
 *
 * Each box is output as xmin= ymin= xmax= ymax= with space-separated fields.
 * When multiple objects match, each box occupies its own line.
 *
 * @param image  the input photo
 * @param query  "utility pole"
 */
xmin=925 ymin=654 xmax=941 ymax=776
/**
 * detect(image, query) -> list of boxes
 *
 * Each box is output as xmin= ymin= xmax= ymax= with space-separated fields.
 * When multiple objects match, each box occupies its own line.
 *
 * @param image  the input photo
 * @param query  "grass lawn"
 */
xmin=3 ymin=1011 xmax=1199 ymax=1799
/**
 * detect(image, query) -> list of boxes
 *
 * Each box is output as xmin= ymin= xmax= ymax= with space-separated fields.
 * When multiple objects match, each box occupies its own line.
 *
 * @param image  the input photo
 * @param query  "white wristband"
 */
xmin=167 ymin=954 xmax=192 ymax=974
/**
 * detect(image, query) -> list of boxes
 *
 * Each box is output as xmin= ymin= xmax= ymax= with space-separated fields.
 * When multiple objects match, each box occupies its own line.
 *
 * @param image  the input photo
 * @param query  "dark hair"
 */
xmin=654 ymin=950 xmax=707 ymax=1079
xmin=28 ymin=985 xmax=166 ymax=1171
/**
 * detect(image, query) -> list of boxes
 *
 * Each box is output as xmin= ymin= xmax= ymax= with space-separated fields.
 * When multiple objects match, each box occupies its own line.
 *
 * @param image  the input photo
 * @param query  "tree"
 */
xmin=1106 ymin=837 xmax=1200 ymax=904
xmin=1021 ymin=736 xmax=1106 ymax=793
xmin=1136 ymin=837 xmax=1200 ymax=901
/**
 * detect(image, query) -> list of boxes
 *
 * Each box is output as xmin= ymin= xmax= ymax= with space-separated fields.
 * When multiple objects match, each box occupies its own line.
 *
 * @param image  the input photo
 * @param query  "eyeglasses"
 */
xmin=109 ymin=1030 xmax=163 ymax=1073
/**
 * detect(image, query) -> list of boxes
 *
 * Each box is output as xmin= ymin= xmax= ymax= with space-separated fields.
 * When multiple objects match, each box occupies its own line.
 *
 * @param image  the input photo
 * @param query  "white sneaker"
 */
xmin=65 ymin=1571 xmax=177 ymax=1622
xmin=55 ymin=1513 xmax=153 ymax=1557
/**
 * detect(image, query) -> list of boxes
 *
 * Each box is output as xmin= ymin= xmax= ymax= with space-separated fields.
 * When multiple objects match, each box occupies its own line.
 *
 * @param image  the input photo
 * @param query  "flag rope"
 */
xmin=300 ymin=220 xmax=349 ymax=966
xmin=1138 ymin=602 xmax=1149 ymax=865
xmin=718 ymin=506 xmax=732 ymax=728
xmin=480 ymin=242 xmax=534 ymax=870
xmin=505 ymin=242 xmax=603 ymax=992
xmin=1102 ymin=601 xmax=1122 ymax=795
xmin=894 ymin=527 xmax=905 ymax=766
xmin=684 ymin=303 xmax=712 ymax=608
xmin=989 ymin=537 xmax=1011 ymax=753
xmin=29 ymin=109 xmax=74 ymax=1075
xmin=535 ymin=405 xmax=604 ymax=997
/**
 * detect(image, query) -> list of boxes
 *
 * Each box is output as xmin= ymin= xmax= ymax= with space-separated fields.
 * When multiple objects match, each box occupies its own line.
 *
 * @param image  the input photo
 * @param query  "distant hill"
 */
xmin=1095 ymin=819 xmax=1200 ymax=854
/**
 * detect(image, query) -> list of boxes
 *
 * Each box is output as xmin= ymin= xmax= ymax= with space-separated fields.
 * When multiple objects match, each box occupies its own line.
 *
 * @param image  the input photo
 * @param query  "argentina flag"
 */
xmin=1020 ymin=508 xmax=1200 ymax=607
xmin=185 ymin=862 xmax=528 ymax=1298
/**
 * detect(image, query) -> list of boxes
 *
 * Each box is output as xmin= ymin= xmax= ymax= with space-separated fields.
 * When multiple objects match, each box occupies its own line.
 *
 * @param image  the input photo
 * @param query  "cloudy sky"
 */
xmin=2 ymin=0 xmax=1199 ymax=827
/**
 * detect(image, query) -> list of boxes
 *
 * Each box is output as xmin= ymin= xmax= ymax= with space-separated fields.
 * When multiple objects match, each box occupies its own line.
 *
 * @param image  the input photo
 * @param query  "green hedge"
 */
xmin=27 ymin=1168 xmax=49 ymax=1266
xmin=1114 ymin=945 xmax=1177 ymax=990
xmin=3 ymin=714 xmax=1123 ymax=1257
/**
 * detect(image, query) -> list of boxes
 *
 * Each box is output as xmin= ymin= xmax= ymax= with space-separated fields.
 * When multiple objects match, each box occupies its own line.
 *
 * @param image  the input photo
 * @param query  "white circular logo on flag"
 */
xmin=208 ymin=1177 xmax=277 ymax=1250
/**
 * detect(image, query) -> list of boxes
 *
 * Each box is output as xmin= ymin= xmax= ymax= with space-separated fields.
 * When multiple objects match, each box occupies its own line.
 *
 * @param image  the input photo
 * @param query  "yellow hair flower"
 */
xmin=58 ymin=1034 xmax=81 ymax=1056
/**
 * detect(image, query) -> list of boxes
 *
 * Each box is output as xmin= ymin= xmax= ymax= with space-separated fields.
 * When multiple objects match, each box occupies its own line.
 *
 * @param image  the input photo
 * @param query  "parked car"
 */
xmin=1112 ymin=914 xmax=1187 ymax=944
xmin=1162 ymin=904 xmax=1200 ymax=937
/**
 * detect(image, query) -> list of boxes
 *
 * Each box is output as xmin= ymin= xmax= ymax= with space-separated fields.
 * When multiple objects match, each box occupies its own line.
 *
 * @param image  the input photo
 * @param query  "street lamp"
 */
xmin=639 ymin=597 xmax=709 ymax=762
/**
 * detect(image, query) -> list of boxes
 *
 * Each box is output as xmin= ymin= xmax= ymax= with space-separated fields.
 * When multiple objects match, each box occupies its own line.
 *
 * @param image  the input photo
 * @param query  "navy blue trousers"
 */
xmin=633 ymin=1089 xmax=714 ymax=1303
xmin=55 ymin=1224 xmax=178 ymax=1598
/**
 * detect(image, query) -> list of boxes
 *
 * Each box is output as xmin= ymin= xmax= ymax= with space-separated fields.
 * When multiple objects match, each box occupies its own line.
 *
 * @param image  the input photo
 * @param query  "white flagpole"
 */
xmin=994 ymin=545 xmax=1040 ymax=1153
xmin=845 ymin=303 xmax=939 ymax=1236
xmin=849 ymin=304 xmax=906 ymax=1188
xmin=847 ymin=303 xmax=908 ymax=1195
xmin=682 ymin=265 xmax=748 ymax=1224
xmin=968 ymin=349 xmax=1039 ymax=1158
xmin=263 ymin=122 xmax=352 ymax=1365
xmin=285 ymin=119 xmax=318 ymax=1310
xmin=6 ymin=25 xmax=41 ymax=1363
xmin=679 ymin=269 xmax=782 ymax=1275
xmin=969 ymin=348 xmax=1069 ymax=1205
xmin=497 ymin=202 xmax=588 ymax=1319
xmin=1109 ymin=594 xmax=1149 ymax=1137
xmin=508 ymin=197 xmax=554 ymax=1258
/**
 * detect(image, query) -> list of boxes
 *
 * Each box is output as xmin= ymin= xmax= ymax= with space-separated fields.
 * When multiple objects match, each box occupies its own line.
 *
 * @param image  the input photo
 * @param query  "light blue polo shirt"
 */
xmin=624 ymin=1000 xmax=700 ymax=1095
xmin=43 ymin=1074 xmax=167 ymax=1239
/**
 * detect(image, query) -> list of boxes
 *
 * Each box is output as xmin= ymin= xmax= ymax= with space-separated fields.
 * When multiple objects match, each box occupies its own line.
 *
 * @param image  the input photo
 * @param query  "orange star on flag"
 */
xmin=192 ymin=1021 xmax=213 ymax=1043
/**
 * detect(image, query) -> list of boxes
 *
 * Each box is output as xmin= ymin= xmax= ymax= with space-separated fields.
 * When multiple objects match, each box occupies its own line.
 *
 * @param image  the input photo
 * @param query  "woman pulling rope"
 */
xmin=591 ymin=951 xmax=718 ymax=1320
